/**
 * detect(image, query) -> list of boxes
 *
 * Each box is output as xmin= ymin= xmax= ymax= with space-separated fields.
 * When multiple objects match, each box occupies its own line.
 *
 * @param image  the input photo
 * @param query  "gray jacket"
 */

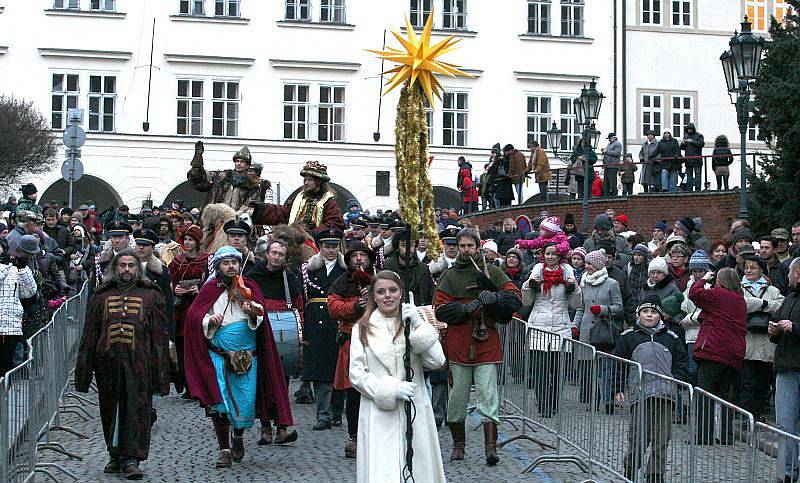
xmin=574 ymin=273 xmax=624 ymax=359
xmin=603 ymin=139 xmax=623 ymax=166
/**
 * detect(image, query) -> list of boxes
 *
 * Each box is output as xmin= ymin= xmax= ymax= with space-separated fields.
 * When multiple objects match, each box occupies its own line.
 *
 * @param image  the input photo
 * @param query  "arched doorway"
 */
xmin=285 ymin=182 xmax=359 ymax=214
xmin=40 ymin=175 xmax=123 ymax=211
xmin=162 ymin=180 xmax=207 ymax=209
xmin=433 ymin=186 xmax=461 ymax=210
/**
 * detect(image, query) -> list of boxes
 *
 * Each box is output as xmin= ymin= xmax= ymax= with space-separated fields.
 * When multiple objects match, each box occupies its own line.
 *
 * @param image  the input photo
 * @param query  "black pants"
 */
xmin=622 ymin=182 xmax=634 ymax=196
xmin=740 ymin=359 xmax=774 ymax=422
xmin=331 ymin=388 xmax=344 ymax=421
xmin=174 ymin=336 xmax=187 ymax=391
xmin=345 ymin=387 xmax=360 ymax=438
xmin=529 ymin=350 xmax=560 ymax=416
xmin=604 ymin=168 xmax=618 ymax=196
xmin=716 ymin=175 xmax=729 ymax=190
xmin=696 ymin=360 xmax=738 ymax=444
xmin=0 ymin=335 xmax=20 ymax=375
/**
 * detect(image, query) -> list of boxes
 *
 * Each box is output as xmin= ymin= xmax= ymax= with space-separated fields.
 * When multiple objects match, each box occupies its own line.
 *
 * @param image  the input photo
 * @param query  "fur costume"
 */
xmin=200 ymin=203 xmax=236 ymax=255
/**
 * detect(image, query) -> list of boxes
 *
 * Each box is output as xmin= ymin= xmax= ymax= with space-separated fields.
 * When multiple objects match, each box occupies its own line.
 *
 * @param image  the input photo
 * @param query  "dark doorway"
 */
xmin=162 ymin=180 xmax=207 ymax=209
xmin=40 ymin=175 xmax=123 ymax=211
xmin=433 ymin=186 xmax=461 ymax=210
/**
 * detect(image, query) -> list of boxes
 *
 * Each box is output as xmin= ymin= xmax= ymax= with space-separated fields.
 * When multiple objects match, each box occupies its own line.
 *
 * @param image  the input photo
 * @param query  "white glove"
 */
xmin=402 ymin=303 xmax=423 ymax=330
xmin=396 ymin=381 xmax=416 ymax=401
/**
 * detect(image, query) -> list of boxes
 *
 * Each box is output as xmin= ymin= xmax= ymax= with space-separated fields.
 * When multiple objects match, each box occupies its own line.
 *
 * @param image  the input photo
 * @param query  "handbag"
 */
xmin=747 ymin=312 xmax=770 ymax=332
xmin=589 ymin=314 xmax=619 ymax=350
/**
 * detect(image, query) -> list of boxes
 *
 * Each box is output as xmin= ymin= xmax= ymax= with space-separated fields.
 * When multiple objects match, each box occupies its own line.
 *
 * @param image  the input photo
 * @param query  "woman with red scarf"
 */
xmin=501 ymin=248 xmax=526 ymax=289
xmin=520 ymin=243 xmax=580 ymax=417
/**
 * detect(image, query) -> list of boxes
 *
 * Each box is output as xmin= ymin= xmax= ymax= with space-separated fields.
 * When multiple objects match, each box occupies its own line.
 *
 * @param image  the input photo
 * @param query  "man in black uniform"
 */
xmin=225 ymin=219 xmax=257 ymax=274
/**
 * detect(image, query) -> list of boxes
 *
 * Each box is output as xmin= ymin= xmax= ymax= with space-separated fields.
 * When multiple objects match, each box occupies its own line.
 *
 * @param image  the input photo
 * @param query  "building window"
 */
xmin=283 ymin=84 xmax=310 ymax=140
xmin=90 ymin=0 xmax=116 ymax=10
xmin=179 ymin=0 xmax=205 ymax=15
xmin=775 ymin=0 xmax=792 ymax=24
xmin=177 ymin=80 xmax=204 ymax=136
xmin=745 ymin=0 xmax=767 ymax=31
xmin=51 ymin=73 xmax=79 ymax=130
xmin=443 ymin=91 xmax=468 ymax=147
xmin=642 ymin=0 xmax=662 ymax=25
xmin=443 ymin=0 xmax=467 ymax=29
xmin=747 ymin=114 xmax=766 ymax=142
xmin=320 ymin=0 xmax=346 ymax=22
xmin=671 ymin=95 xmax=693 ymax=137
xmin=671 ymin=0 xmax=691 ymax=26
xmin=286 ymin=0 xmax=311 ymax=20
xmin=560 ymin=0 xmax=584 ymax=37
xmin=426 ymin=105 xmax=434 ymax=145
xmin=526 ymin=95 xmax=551 ymax=148
xmin=318 ymin=85 xmax=345 ymax=142
xmin=88 ymin=75 xmax=116 ymax=132
xmin=641 ymin=93 xmax=663 ymax=136
xmin=54 ymin=0 xmax=80 ymax=9
xmin=212 ymin=81 xmax=239 ymax=137
xmin=376 ymin=171 xmax=391 ymax=196
xmin=214 ymin=0 xmax=240 ymax=17
xmin=410 ymin=0 xmax=432 ymax=28
xmin=558 ymin=97 xmax=580 ymax=151
xmin=527 ymin=0 xmax=550 ymax=34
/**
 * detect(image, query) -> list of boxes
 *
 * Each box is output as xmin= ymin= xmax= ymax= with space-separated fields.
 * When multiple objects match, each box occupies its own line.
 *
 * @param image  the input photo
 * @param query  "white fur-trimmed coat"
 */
xmin=349 ymin=309 xmax=446 ymax=483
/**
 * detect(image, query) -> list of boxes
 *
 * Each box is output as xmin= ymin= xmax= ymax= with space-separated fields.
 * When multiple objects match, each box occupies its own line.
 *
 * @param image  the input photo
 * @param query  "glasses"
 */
xmin=670 ymin=254 xmax=687 ymax=259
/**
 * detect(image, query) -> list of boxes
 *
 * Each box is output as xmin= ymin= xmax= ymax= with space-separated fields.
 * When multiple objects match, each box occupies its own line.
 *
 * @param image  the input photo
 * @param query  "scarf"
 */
xmin=542 ymin=266 xmax=565 ymax=295
xmin=628 ymin=261 xmax=649 ymax=292
xmin=638 ymin=320 xmax=665 ymax=335
xmin=742 ymin=276 xmax=767 ymax=293
xmin=505 ymin=267 xmax=521 ymax=279
xmin=581 ymin=267 xmax=608 ymax=287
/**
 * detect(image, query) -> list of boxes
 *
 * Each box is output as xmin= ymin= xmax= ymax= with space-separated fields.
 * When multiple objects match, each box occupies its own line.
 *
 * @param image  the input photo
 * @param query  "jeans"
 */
xmin=686 ymin=343 xmax=698 ymax=387
xmin=481 ymin=197 xmax=491 ymax=210
xmin=604 ymin=167 xmax=619 ymax=196
xmin=686 ymin=165 xmax=703 ymax=191
xmin=313 ymin=381 xmax=333 ymax=424
xmin=514 ymin=183 xmax=524 ymax=204
xmin=716 ymin=175 xmax=729 ymax=190
xmin=776 ymin=372 xmax=800 ymax=479
xmin=538 ymin=182 xmax=548 ymax=202
xmin=660 ymin=169 xmax=679 ymax=192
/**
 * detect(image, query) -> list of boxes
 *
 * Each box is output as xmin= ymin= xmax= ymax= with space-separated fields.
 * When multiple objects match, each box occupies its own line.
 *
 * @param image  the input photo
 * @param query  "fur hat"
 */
xmin=648 ymin=256 xmax=669 ymax=275
xmin=300 ymin=160 xmax=330 ymax=182
xmin=539 ymin=216 xmax=562 ymax=235
xmin=585 ymin=249 xmax=607 ymax=270
xmin=232 ymin=146 xmax=252 ymax=164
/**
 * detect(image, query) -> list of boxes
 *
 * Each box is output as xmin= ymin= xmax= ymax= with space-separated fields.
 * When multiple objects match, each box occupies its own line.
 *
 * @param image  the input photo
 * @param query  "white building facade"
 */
xmin=0 ymin=0 xmax=767 ymax=211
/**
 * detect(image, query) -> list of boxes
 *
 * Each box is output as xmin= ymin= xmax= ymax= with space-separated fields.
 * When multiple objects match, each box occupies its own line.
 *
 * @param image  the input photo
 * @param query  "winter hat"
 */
xmin=18 ymin=234 xmax=41 ymax=255
xmin=653 ymin=221 xmax=668 ymax=232
xmin=572 ymin=247 xmax=587 ymax=260
xmin=483 ymin=240 xmax=499 ymax=254
xmin=689 ymin=250 xmax=710 ymax=271
xmin=665 ymin=233 xmax=687 ymax=248
xmin=585 ymin=249 xmax=607 ymax=270
xmin=539 ymin=216 xmax=562 ymax=235
xmin=676 ymin=217 xmax=696 ymax=235
xmin=637 ymin=294 xmax=665 ymax=318
xmin=744 ymin=255 xmax=768 ymax=274
xmin=20 ymin=183 xmax=37 ymax=197
xmin=648 ymin=256 xmax=669 ymax=275
xmin=564 ymin=213 xmax=576 ymax=226
xmin=660 ymin=293 xmax=685 ymax=318
xmin=505 ymin=248 xmax=524 ymax=262
xmin=731 ymin=227 xmax=754 ymax=245
xmin=594 ymin=214 xmax=613 ymax=231
xmin=614 ymin=214 xmax=629 ymax=227
xmin=633 ymin=243 xmax=650 ymax=256
xmin=183 ymin=225 xmax=203 ymax=244
xmin=737 ymin=244 xmax=756 ymax=257
xmin=212 ymin=245 xmax=242 ymax=269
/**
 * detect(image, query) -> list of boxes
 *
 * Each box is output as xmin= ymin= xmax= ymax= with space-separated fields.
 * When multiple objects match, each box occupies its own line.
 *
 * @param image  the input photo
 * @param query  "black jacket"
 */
xmin=613 ymin=322 xmax=689 ymax=397
xmin=495 ymin=229 xmax=522 ymax=256
xmin=489 ymin=155 xmax=513 ymax=203
xmin=771 ymin=287 xmax=800 ymax=373
xmin=383 ymin=255 xmax=435 ymax=306
xmin=711 ymin=147 xmax=734 ymax=170
xmin=681 ymin=124 xmax=705 ymax=167
xmin=43 ymin=224 xmax=76 ymax=257
xmin=654 ymin=138 xmax=682 ymax=170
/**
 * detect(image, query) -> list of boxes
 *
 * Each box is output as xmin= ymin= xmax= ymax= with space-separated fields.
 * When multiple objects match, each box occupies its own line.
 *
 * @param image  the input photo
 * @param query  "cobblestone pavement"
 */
xmin=39 ymin=381 xmax=589 ymax=482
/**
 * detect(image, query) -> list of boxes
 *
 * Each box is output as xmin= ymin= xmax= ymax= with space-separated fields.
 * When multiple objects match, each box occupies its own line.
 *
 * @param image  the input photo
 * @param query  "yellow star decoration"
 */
xmin=368 ymin=9 xmax=473 ymax=105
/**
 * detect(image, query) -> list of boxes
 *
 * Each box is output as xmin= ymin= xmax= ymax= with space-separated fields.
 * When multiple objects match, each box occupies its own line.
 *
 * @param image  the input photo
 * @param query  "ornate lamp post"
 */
xmin=720 ymin=16 xmax=764 ymax=219
xmin=577 ymin=79 xmax=604 ymax=233
xmin=547 ymin=121 xmax=563 ymax=158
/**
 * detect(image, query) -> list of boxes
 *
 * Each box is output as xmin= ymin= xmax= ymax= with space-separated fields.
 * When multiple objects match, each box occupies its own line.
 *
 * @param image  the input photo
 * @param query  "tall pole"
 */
xmin=143 ymin=18 xmax=156 ymax=131
xmin=68 ymin=148 xmax=74 ymax=209
xmin=581 ymin=131 xmax=591 ymax=234
xmin=736 ymin=82 xmax=749 ymax=219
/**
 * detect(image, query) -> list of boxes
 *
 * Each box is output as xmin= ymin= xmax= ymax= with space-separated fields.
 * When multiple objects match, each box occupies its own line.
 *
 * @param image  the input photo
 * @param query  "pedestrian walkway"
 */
xmin=38 ymin=381 xmax=587 ymax=482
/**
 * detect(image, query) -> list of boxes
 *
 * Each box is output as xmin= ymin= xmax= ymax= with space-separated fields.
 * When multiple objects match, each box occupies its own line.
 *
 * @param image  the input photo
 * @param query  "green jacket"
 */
xmin=15 ymin=197 xmax=42 ymax=215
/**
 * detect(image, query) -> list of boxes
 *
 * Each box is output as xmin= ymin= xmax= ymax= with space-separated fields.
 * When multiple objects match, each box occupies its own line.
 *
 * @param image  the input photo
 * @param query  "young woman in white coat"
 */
xmin=521 ymin=243 xmax=581 ymax=417
xmin=349 ymin=270 xmax=447 ymax=483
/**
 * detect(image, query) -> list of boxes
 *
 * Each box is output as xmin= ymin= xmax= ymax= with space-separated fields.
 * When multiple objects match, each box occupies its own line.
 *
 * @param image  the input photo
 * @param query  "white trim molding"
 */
xmin=164 ymin=53 xmax=255 ymax=67
xmin=37 ymin=48 xmax=131 ymax=61
xmin=518 ymin=34 xmax=594 ymax=44
xmin=276 ymin=20 xmax=355 ymax=31
xmin=269 ymin=59 xmax=361 ymax=72
xmin=400 ymin=27 xmax=478 ymax=38
xmin=44 ymin=8 xmax=126 ymax=19
xmin=169 ymin=14 xmax=250 ymax=25
xmin=460 ymin=69 xmax=484 ymax=78
xmin=514 ymin=71 xmax=598 ymax=83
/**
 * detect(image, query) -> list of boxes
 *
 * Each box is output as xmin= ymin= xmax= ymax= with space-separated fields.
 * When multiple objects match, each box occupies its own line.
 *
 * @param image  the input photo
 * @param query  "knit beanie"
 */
xmin=585 ymin=249 xmax=607 ymax=270
xmin=572 ymin=247 xmax=587 ymax=260
xmin=633 ymin=243 xmax=650 ymax=256
xmin=653 ymin=221 xmax=667 ymax=232
xmin=539 ymin=216 xmax=562 ymax=235
xmin=675 ymin=217 xmax=696 ymax=235
xmin=506 ymin=247 xmax=524 ymax=262
xmin=20 ymin=183 xmax=37 ymax=197
xmin=689 ymin=250 xmax=710 ymax=271
xmin=483 ymin=240 xmax=498 ymax=254
xmin=637 ymin=294 xmax=665 ymax=318
xmin=614 ymin=214 xmax=629 ymax=227
xmin=660 ymin=293 xmax=685 ymax=317
xmin=731 ymin=227 xmax=754 ymax=245
xmin=648 ymin=256 xmax=669 ymax=275
xmin=564 ymin=213 xmax=576 ymax=226
xmin=594 ymin=214 xmax=612 ymax=231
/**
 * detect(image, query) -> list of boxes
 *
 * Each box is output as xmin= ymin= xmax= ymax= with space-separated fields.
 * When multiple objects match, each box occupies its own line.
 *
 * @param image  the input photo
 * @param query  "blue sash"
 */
xmin=208 ymin=320 xmax=258 ymax=429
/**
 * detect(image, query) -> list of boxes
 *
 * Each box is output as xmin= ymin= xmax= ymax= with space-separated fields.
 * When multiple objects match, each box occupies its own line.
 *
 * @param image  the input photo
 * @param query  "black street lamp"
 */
xmin=578 ymin=79 xmax=605 ymax=233
xmin=720 ymin=16 xmax=765 ymax=219
xmin=547 ymin=121 xmax=563 ymax=158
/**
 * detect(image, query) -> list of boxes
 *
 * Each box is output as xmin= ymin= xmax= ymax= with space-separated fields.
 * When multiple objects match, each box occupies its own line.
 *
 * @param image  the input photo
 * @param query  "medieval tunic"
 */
xmin=251 ymin=191 xmax=344 ymax=234
xmin=329 ymin=270 xmax=367 ymax=390
xmin=75 ymin=280 xmax=171 ymax=461
xmin=183 ymin=278 xmax=294 ymax=427
xmin=187 ymin=158 xmax=264 ymax=211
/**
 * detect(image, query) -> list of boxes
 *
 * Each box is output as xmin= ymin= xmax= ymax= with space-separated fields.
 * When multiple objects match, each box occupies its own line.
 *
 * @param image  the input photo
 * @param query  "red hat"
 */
xmin=183 ymin=224 xmax=203 ymax=244
xmin=614 ymin=214 xmax=629 ymax=227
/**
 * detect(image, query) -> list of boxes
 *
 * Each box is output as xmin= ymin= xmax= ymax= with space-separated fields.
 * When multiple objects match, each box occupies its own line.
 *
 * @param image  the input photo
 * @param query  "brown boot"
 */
xmin=274 ymin=426 xmax=298 ymax=445
xmin=344 ymin=435 xmax=357 ymax=459
xmin=215 ymin=449 xmax=232 ymax=468
xmin=448 ymin=422 xmax=465 ymax=461
xmin=484 ymin=422 xmax=499 ymax=466
xmin=258 ymin=424 xmax=273 ymax=445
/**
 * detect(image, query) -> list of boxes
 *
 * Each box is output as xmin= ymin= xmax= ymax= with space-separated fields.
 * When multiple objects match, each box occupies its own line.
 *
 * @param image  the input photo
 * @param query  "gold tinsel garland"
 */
xmin=395 ymin=83 xmax=441 ymax=259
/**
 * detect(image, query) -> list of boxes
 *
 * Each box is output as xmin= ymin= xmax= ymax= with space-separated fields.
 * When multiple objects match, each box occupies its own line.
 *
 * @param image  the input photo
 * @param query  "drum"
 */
xmin=268 ymin=309 xmax=302 ymax=378
xmin=417 ymin=305 xmax=447 ymax=340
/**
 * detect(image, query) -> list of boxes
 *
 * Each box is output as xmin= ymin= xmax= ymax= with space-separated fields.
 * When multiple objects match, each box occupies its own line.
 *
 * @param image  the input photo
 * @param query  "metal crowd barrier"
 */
xmin=498 ymin=322 xmax=800 ymax=482
xmin=0 ymin=282 xmax=91 ymax=483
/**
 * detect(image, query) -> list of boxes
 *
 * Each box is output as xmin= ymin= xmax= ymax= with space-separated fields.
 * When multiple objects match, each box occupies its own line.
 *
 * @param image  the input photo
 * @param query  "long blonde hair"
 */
xmin=357 ymin=270 xmax=406 ymax=347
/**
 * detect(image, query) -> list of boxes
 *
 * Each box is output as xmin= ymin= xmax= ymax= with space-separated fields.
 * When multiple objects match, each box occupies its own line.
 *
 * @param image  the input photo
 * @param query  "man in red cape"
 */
xmin=183 ymin=246 xmax=294 ymax=468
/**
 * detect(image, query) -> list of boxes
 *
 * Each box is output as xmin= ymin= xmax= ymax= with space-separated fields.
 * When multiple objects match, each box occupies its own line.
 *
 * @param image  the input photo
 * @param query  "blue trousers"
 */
xmin=776 ymin=372 xmax=800 ymax=479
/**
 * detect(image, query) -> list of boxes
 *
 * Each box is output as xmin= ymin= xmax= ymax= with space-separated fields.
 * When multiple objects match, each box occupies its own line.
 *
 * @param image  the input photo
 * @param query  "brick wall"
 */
xmin=464 ymin=191 xmax=742 ymax=241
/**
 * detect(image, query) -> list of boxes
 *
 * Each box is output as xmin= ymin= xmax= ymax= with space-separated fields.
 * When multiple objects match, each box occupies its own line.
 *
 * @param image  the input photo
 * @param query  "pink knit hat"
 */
xmin=539 ymin=216 xmax=562 ymax=235
xmin=585 ymin=249 xmax=607 ymax=269
xmin=572 ymin=247 xmax=587 ymax=260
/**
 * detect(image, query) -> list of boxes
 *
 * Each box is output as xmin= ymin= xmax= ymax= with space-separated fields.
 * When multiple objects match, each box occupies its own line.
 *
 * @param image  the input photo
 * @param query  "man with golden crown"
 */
xmin=187 ymin=141 xmax=268 ymax=212
xmin=249 ymin=161 xmax=344 ymax=235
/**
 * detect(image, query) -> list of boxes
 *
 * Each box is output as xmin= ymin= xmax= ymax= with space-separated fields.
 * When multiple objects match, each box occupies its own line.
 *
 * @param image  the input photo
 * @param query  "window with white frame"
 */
xmin=88 ymin=75 xmax=116 ymax=132
xmin=318 ymin=85 xmax=346 ymax=142
xmin=90 ymin=0 xmax=116 ymax=10
xmin=320 ymin=0 xmax=346 ymax=22
xmin=286 ymin=0 xmax=311 ymax=20
xmin=748 ymin=114 xmax=766 ymax=142
xmin=526 ymin=95 xmax=552 ymax=148
xmin=177 ymin=80 xmax=204 ymax=136
xmin=283 ymin=84 xmax=310 ymax=140
xmin=775 ymin=0 xmax=792 ymax=24
xmin=671 ymin=95 xmax=693 ymax=137
xmin=51 ymin=73 xmax=79 ymax=130
xmin=212 ymin=81 xmax=239 ymax=137
xmin=671 ymin=0 xmax=691 ymax=27
xmin=53 ymin=0 xmax=80 ymax=9
xmin=443 ymin=0 xmax=467 ymax=29
xmin=745 ymin=0 xmax=767 ymax=31
xmin=642 ymin=0 xmax=662 ymax=25
xmin=410 ymin=0 xmax=432 ymax=28
xmin=560 ymin=0 xmax=584 ymax=36
xmin=558 ymin=97 xmax=580 ymax=151
xmin=641 ymin=93 xmax=663 ymax=136
xmin=179 ymin=0 xmax=205 ymax=15
xmin=443 ymin=91 xmax=468 ymax=146
xmin=527 ymin=0 xmax=551 ymax=34
xmin=214 ymin=0 xmax=240 ymax=17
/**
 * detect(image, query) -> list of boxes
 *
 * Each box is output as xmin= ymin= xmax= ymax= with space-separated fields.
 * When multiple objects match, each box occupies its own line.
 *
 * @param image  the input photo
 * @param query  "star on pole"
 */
xmin=367 ymin=9 xmax=473 ymax=105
